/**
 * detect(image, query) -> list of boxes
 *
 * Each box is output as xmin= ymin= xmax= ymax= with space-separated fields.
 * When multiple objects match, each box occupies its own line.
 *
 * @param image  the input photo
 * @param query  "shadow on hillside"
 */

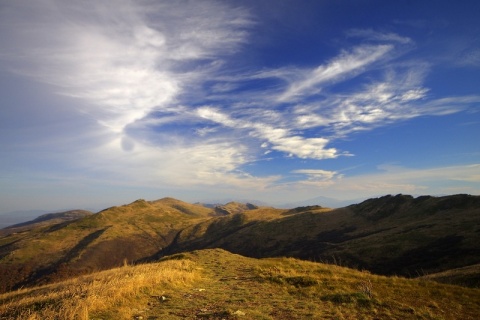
xmin=13 ymin=227 xmax=110 ymax=290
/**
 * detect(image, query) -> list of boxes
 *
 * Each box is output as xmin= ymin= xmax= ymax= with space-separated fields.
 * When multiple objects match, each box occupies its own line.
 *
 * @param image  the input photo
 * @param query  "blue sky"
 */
xmin=0 ymin=0 xmax=479 ymax=213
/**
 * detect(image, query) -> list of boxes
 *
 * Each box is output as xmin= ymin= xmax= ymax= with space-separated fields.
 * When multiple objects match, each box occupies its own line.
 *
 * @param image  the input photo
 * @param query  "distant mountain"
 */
xmin=195 ymin=198 xmax=270 ymax=208
xmin=0 ymin=208 xmax=98 ymax=229
xmin=0 ymin=210 xmax=92 ymax=236
xmin=213 ymin=201 xmax=259 ymax=215
xmin=1 ymin=194 xmax=479 ymax=294
xmin=279 ymin=195 xmax=358 ymax=208
xmin=0 ymin=210 xmax=48 ymax=229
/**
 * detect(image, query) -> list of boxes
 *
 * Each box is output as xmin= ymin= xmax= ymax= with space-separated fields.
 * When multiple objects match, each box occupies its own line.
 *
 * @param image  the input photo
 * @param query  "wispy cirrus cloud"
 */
xmin=291 ymin=169 xmax=341 ymax=181
xmin=189 ymin=40 xmax=479 ymax=164
xmin=1 ymin=0 xmax=479 ymax=204
xmin=276 ymin=44 xmax=393 ymax=102
xmin=0 ymin=0 xmax=252 ymax=133
xmin=288 ymin=63 xmax=480 ymax=138
xmin=196 ymin=106 xmax=339 ymax=159
xmin=0 ymin=0 xmax=272 ymax=190
xmin=276 ymin=164 xmax=480 ymax=201
xmin=346 ymin=29 xmax=412 ymax=44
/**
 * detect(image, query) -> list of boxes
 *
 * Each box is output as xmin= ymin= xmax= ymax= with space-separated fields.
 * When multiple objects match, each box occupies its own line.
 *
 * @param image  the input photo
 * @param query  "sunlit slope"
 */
xmin=1 ymin=194 xmax=479 ymax=294
xmin=1 ymin=249 xmax=479 ymax=320
xmin=168 ymin=194 xmax=480 ymax=282
xmin=0 ymin=198 xmax=215 ymax=292
xmin=0 ymin=210 xmax=92 ymax=237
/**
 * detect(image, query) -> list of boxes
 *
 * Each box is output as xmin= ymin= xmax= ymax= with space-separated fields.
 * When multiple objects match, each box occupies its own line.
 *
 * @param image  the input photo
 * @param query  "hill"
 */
xmin=1 ymin=194 xmax=479 ymax=295
xmin=166 ymin=194 xmax=480 ymax=283
xmin=0 ymin=210 xmax=49 ymax=229
xmin=0 ymin=210 xmax=92 ymax=237
xmin=1 ymin=249 xmax=479 ymax=319
xmin=0 ymin=198 xmax=218 ymax=293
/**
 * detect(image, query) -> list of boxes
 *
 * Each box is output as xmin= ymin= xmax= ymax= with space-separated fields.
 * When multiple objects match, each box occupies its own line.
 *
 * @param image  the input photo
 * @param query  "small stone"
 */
xmin=233 ymin=310 xmax=246 ymax=316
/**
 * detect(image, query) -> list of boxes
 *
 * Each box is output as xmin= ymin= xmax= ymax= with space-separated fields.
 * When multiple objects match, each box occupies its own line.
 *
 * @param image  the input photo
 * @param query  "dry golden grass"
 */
xmin=2 ymin=249 xmax=480 ymax=319
xmin=0 ymin=259 xmax=200 ymax=320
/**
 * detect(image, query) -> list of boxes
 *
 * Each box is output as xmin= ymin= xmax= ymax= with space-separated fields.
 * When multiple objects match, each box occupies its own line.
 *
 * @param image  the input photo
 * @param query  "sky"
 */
xmin=0 ymin=0 xmax=479 ymax=213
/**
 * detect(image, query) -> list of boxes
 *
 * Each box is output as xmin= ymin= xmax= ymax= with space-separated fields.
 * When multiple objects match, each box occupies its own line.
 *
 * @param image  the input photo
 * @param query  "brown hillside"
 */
xmin=0 ymin=210 xmax=92 ymax=237
xmin=1 ymin=194 xmax=479 ymax=294
xmin=2 ymin=249 xmax=480 ymax=319
xmin=0 ymin=198 xmax=214 ymax=293
xmin=165 ymin=194 xmax=480 ymax=284
xmin=214 ymin=202 xmax=259 ymax=215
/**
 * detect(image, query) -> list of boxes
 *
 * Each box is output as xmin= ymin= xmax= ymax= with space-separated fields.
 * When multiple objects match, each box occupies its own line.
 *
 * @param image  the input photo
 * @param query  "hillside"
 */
xmin=166 ymin=194 xmax=480 ymax=283
xmin=0 ymin=210 xmax=92 ymax=237
xmin=0 ymin=210 xmax=49 ymax=229
xmin=0 ymin=198 xmax=217 ymax=293
xmin=1 ymin=194 xmax=479 ymax=295
xmin=1 ymin=249 xmax=480 ymax=319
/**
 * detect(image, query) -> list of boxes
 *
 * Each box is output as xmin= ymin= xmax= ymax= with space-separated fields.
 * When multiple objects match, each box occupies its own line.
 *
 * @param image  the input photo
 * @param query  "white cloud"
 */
xmin=261 ymin=134 xmax=337 ymax=159
xmin=399 ymin=88 xmax=429 ymax=101
xmin=0 ymin=1 xmax=479 ymax=209
xmin=292 ymin=169 xmax=340 ymax=181
xmin=196 ymin=107 xmax=339 ymax=159
xmin=80 ymin=134 xmax=280 ymax=192
xmin=460 ymin=48 xmax=480 ymax=67
xmin=0 ymin=0 xmax=263 ymax=192
xmin=288 ymin=63 xmax=480 ymax=138
xmin=274 ymin=164 xmax=480 ymax=202
xmin=277 ymin=44 xmax=393 ymax=102
xmin=346 ymin=29 xmax=412 ymax=44
xmin=0 ymin=0 xmax=251 ymax=133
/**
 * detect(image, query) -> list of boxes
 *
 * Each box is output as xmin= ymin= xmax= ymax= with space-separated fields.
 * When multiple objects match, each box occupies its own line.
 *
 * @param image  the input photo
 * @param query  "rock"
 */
xmin=233 ymin=310 xmax=246 ymax=316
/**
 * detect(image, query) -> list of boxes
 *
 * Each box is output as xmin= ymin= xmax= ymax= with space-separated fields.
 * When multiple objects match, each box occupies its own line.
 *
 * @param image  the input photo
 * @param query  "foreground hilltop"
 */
xmin=1 ymin=248 xmax=480 ymax=319
xmin=1 ymin=194 xmax=479 ymax=294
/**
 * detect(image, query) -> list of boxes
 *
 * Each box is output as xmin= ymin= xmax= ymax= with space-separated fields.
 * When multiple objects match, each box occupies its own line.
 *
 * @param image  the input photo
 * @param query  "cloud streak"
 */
xmin=0 ymin=1 xmax=479 ymax=208
xmin=276 ymin=45 xmax=393 ymax=102
xmin=1 ymin=0 xmax=251 ymax=133
xmin=280 ymin=164 xmax=480 ymax=202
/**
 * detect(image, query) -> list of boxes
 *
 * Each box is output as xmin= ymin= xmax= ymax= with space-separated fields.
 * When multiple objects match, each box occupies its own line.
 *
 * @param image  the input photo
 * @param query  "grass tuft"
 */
xmin=0 ymin=259 xmax=199 ymax=319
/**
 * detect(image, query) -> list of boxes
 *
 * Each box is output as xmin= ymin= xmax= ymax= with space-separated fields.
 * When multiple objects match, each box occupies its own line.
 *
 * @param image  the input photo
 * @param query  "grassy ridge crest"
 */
xmin=1 ymin=249 xmax=480 ymax=319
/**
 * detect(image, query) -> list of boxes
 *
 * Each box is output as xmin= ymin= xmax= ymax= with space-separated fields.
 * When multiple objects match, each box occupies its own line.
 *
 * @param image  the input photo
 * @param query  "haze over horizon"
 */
xmin=1 ymin=0 xmax=479 ymax=213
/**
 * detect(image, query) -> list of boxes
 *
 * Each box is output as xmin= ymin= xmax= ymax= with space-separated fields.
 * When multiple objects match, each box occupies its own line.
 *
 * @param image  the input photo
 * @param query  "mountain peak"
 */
xmin=214 ymin=202 xmax=259 ymax=215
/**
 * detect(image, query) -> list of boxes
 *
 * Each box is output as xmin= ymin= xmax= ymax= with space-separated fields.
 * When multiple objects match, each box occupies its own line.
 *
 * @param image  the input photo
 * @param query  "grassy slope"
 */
xmin=169 ymin=195 xmax=480 ymax=281
xmin=0 ymin=210 xmax=92 ymax=237
xmin=1 ymin=194 xmax=479 ymax=295
xmin=1 ymin=249 xmax=479 ymax=320
xmin=420 ymin=263 xmax=480 ymax=288
xmin=0 ymin=198 xmax=215 ymax=292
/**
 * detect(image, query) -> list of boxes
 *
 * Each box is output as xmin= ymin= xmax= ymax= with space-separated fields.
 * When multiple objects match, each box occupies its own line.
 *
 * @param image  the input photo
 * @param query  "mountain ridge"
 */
xmin=0 ymin=194 xmax=479 ymax=294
